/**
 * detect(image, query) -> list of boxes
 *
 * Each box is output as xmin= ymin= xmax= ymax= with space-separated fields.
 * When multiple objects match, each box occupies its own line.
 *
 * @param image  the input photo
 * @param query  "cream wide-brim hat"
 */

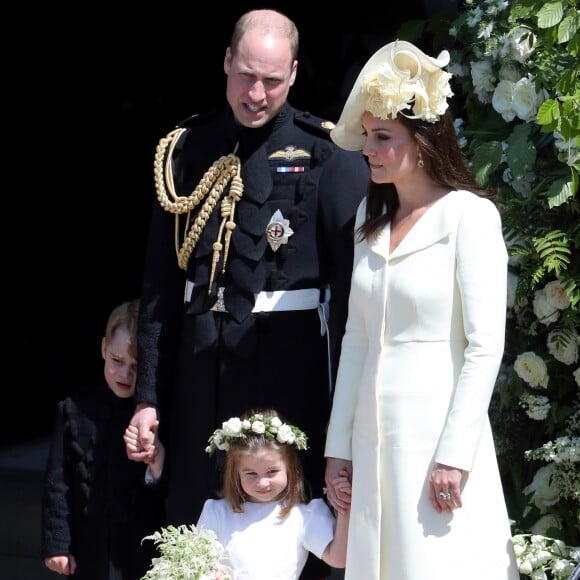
xmin=330 ymin=40 xmax=451 ymax=151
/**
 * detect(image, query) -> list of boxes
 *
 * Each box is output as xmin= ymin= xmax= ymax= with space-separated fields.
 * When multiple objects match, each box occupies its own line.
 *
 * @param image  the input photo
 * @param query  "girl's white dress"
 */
xmin=325 ymin=190 xmax=520 ymax=579
xmin=197 ymin=498 xmax=335 ymax=579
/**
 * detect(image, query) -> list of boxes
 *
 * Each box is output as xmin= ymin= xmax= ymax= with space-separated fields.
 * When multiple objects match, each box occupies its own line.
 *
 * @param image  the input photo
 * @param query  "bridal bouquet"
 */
xmin=142 ymin=524 xmax=233 ymax=580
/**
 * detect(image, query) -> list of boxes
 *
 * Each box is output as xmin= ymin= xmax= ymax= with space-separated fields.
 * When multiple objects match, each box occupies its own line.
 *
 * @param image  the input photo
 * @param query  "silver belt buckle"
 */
xmin=210 ymin=286 xmax=228 ymax=313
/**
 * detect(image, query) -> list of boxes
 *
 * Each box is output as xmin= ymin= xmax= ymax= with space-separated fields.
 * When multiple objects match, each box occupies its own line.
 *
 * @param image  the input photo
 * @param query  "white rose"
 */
xmin=512 ymin=77 xmax=543 ymax=122
xmin=492 ymin=80 xmax=516 ymax=122
xmin=270 ymin=416 xmax=282 ymax=428
xmin=533 ymin=289 xmax=560 ymax=325
xmin=547 ymin=330 xmax=579 ymax=365
xmin=510 ymin=27 xmax=536 ymax=63
xmin=216 ymin=434 xmax=229 ymax=451
xmin=223 ymin=417 xmax=243 ymax=436
xmin=574 ymin=367 xmax=580 ymax=387
xmin=544 ymin=280 xmax=571 ymax=310
xmin=523 ymin=464 xmax=561 ymax=513
xmin=241 ymin=419 xmax=251 ymax=430
xmin=514 ymin=352 xmax=549 ymax=388
xmin=251 ymin=420 xmax=266 ymax=434
xmin=276 ymin=424 xmax=295 ymax=444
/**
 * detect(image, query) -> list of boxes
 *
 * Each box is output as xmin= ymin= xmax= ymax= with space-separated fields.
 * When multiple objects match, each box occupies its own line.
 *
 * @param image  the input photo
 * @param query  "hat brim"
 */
xmin=330 ymin=40 xmax=450 ymax=151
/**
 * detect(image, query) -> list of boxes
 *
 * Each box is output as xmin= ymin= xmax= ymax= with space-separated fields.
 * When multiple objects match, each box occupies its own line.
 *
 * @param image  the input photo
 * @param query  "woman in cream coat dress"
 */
xmin=324 ymin=41 xmax=520 ymax=579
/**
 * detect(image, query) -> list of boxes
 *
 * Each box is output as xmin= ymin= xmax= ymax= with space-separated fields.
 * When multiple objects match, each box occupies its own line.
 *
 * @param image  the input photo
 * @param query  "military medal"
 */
xmin=266 ymin=210 xmax=294 ymax=252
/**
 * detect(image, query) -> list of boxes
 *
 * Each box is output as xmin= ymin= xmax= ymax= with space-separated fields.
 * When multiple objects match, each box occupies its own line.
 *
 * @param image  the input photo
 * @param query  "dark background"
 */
xmin=2 ymin=2 xmax=458 ymax=443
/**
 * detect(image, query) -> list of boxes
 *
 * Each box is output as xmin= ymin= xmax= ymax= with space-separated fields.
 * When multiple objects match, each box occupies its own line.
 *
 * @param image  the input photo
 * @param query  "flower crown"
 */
xmin=363 ymin=41 xmax=453 ymax=124
xmin=205 ymin=413 xmax=308 ymax=455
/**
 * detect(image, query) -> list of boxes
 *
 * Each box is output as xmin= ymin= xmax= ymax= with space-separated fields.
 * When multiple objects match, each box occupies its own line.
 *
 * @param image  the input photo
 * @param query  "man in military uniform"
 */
xmin=128 ymin=9 xmax=369 ymax=578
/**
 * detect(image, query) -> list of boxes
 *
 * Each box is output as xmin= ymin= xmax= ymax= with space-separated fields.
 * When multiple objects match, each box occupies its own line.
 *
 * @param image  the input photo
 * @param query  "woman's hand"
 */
xmin=325 ymin=457 xmax=352 ymax=515
xmin=428 ymin=462 xmax=463 ymax=512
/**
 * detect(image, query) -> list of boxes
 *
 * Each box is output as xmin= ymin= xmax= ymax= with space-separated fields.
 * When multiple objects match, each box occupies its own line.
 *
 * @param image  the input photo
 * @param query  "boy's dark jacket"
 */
xmin=41 ymin=381 xmax=165 ymax=580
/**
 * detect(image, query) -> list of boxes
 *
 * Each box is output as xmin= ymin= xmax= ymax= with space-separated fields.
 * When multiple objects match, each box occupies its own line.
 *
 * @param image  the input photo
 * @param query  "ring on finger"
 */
xmin=438 ymin=490 xmax=452 ymax=501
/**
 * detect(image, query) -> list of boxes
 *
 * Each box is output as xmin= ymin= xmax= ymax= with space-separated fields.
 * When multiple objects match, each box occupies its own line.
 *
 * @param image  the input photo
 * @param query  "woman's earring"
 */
xmin=417 ymin=152 xmax=424 ymax=168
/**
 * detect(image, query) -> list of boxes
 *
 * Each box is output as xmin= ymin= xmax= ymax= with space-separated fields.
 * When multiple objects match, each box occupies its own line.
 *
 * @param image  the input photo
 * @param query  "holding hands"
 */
xmin=324 ymin=458 xmax=353 ymax=515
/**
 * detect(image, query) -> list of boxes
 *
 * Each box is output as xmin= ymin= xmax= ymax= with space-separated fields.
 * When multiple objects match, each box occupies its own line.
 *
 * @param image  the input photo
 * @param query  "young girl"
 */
xmin=41 ymin=299 xmax=165 ymax=579
xmin=202 ymin=409 xmax=351 ymax=579
xmin=126 ymin=409 xmax=350 ymax=579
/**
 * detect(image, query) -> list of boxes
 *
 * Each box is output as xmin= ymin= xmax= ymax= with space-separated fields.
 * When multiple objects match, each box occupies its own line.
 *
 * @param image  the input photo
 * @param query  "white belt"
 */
xmin=185 ymin=281 xmax=325 ymax=313
xmin=252 ymin=289 xmax=320 ymax=312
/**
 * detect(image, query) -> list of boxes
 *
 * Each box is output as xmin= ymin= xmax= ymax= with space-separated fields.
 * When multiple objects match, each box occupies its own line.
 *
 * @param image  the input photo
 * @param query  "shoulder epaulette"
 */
xmin=294 ymin=110 xmax=336 ymax=135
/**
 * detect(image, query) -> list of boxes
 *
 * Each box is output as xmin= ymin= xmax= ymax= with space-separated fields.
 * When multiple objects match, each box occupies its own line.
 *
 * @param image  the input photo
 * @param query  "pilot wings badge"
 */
xmin=266 ymin=210 xmax=294 ymax=252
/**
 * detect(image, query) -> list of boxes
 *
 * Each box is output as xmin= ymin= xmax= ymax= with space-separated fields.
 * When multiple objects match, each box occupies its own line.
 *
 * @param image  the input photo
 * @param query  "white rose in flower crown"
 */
xmin=533 ymin=289 xmax=560 ymax=325
xmin=223 ymin=417 xmax=243 ymax=437
xmin=544 ymin=280 xmax=571 ymax=310
xmin=270 ymin=416 xmax=282 ymax=430
xmin=514 ymin=352 xmax=549 ymax=388
xmin=276 ymin=424 xmax=295 ymax=444
xmin=251 ymin=420 xmax=266 ymax=434
xmin=524 ymin=464 xmax=561 ymax=513
xmin=512 ymin=77 xmax=544 ymax=122
xmin=547 ymin=330 xmax=579 ymax=366
xmin=509 ymin=26 xmax=536 ymax=63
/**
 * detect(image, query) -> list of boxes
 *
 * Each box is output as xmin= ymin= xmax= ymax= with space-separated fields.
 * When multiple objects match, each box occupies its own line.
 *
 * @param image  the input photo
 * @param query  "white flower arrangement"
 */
xmin=205 ymin=413 xmax=308 ymax=455
xmin=362 ymin=42 xmax=453 ymax=123
xmin=142 ymin=524 xmax=233 ymax=580
xmin=512 ymin=534 xmax=580 ymax=579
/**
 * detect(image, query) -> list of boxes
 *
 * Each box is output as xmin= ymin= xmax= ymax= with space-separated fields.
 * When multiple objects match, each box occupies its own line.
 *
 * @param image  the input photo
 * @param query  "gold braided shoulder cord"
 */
xmin=154 ymin=129 xmax=243 ymax=292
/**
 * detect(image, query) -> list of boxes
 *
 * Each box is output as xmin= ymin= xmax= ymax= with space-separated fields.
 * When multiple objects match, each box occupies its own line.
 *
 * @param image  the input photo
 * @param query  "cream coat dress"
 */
xmin=325 ymin=190 xmax=519 ymax=579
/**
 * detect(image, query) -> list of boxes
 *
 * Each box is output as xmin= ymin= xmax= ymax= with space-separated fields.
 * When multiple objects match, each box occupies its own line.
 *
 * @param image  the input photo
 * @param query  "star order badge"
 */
xmin=266 ymin=209 xmax=294 ymax=252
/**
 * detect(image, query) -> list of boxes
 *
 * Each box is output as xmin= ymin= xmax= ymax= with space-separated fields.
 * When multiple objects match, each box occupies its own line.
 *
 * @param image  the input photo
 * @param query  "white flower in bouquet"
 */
xmin=514 ymin=352 xmax=549 ymax=388
xmin=142 ymin=524 xmax=233 ymax=580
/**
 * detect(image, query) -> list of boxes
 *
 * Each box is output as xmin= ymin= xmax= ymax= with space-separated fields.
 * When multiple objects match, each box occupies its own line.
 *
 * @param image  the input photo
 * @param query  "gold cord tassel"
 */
xmin=154 ymin=131 xmax=243 ymax=276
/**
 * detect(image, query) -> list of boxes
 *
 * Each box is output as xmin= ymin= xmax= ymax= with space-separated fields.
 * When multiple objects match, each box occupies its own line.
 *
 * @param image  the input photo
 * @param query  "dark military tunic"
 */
xmin=41 ymin=383 xmax=165 ymax=580
xmin=136 ymin=102 xmax=369 ymax=528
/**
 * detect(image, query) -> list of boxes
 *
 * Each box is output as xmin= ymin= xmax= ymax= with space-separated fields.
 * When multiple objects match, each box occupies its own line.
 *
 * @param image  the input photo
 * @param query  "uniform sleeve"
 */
xmin=41 ymin=401 xmax=73 ymax=558
xmin=325 ymin=201 xmax=369 ymax=460
xmin=435 ymin=196 xmax=508 ymax=471
xmin=317 ymin=148 xmax=369 ymax=386
xmin=302 ymin=499 xmax=336 ymax=559
xmin=136 ymin=193 xmax=187 ymax=411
